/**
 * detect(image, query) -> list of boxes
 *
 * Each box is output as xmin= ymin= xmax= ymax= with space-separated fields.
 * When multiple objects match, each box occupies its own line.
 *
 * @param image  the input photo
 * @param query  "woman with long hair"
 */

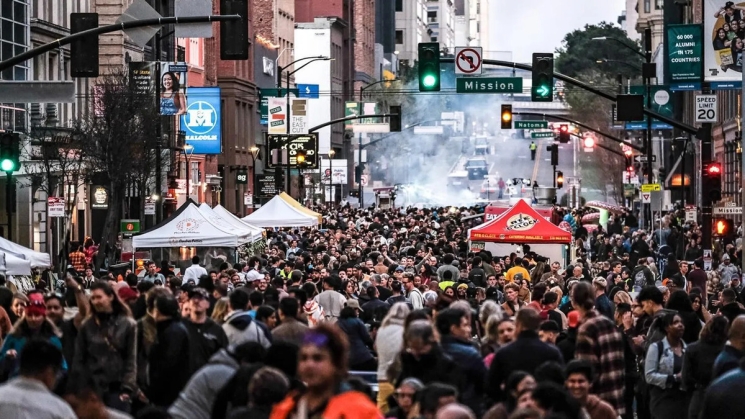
xmin=0 ymin=292 xmax=65 ymax=379
xmin=72 ymin=281 xmax=137 ymax=413
xmin=483 ymin=371 xmax=536 ymax=419
xmin=337 ymin=305 xmax=375 ymax=371
xmin=211 ymin=297 xmax=230 ymax=324
xmin=689 ymin=292 xmax=712 ymax=323
xmin=666 ymin=290 xmax=702 ymax=344
xmin=644 ymin=312 xmax=689 ymax=419
xmin=160 ymin=71 xmax=186 ymax=115
xmin=682 ymin=316 xmax=729 ymax=419
xmin=270 ymin=324 xmax=380 ymax=419
xmin=342 ymin=279 xmax=358 ymax=300
xmin=376 ymin=302 xmax=410 ymax=413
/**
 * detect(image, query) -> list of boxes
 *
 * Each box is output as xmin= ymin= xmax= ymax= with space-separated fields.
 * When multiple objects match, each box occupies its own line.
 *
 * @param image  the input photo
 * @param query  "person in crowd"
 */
xmin=698 ymin=355 xmax=745 ymax=419
xmin=0 ymin=292 xmax=65 ymax=379
xmin=272 ymin=297 xmax=309 ymax=348
xmin=644 ymin=311 xmax=688 ymax=419
xmin=183 ymin=287 xmax=228 ymax=373
xmin=483 ymin=371 xmax=536 ymax=419
xmin=226 ymin=366 xmax=290 ymax=419
xmin=183 ymin=256 xmax=208 ymax=284
xmin=9 ymin=292 xmax=28 ymax=324
xmin=564 ymin=359 xmax=617 ymax=419
xmin=315 ymin=276 xmax=347 ymax=321
xmin=223 ymin=289 xmax=272 ymax=349
xmin=384 ymin=377 xmax=424 ymax=419
xmin=690 ymin=292 xmax=712 ymax=323
xmin=418 ymin=382 xmax=460 ymax=419
xmin=72 ymin=281 xmax=137 ymax=413
xmin=682 ymin=316 xmax=729 ymax=419
xmin=44 ymin=275 xmax=88 ymax=373
xmin=500 ymin=283 xmax=525 ymax=317
xmin=487 ymin=307 xmax=563 ymax=401
xmin=336 ymin=302 xmax=376 ymax=371
xmin=270 ymin=324 xmax=381 ymax=419
xmin=712 ymin=314 xmax=745 ymax=379
xmin=0 ymin=340 xmax=77 ymax=418
xmin=557 ymin=310 xmax=580 ymax=363
xmin=717 ymin=288 xmax=744 ymax=323
xmin=593 ymin=277 xmax=614 ymax=319
xmin=376 ymin=302 xmax=410 ymax=412
xmin=481 ymin=315 xmax=513 ymax=358
xmin=666 ymin=290 xmax=702 ymax=344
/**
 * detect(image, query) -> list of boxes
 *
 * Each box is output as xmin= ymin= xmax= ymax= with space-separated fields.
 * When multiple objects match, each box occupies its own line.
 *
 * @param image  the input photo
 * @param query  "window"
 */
xmin=427 ymin=11 xmax=437 ymax=23
xmin=655 ymin=0 xmax=662 ymax=9
xmin=644 ymin=0 xmax=650 ymax=13
xmin=395 ymin=30 xmax=403 ymax=44
xmin=431 ymin=36 xmax=437 ymax=42
xmin=395 ymin=0 xmax=403 ymax=11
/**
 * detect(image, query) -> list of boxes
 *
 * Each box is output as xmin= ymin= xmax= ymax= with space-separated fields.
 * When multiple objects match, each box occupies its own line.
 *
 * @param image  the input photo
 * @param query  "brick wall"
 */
xmin=253 ymin=0 xmax=275 ymax=40
xmin=353 ymin=0 xmax=376 ymax=88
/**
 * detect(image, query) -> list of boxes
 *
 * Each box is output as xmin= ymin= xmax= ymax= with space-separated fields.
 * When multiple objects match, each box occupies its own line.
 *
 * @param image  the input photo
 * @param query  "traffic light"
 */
xmin=0 ymin=133 xmax=20 ymax=173
xmin=220 ymin=0 xmax=249 ymax=60
xmin=389 ymin=105 xmax=401 ymax=132
xmin=531 ymin=53 xmax=554 ymax=102
xmin=583 ymin=136 xmax=595 ymax=149
xmin=556 ymin=171 xmax=564 ymax=188
xmin=558 ymin=125 xmax=570 ymax=143
xmin=70 ymin=13 xmax=99 ymax=77
xmin=501 ymin=104 xmax=513 ymax=129
xmin=703 ymin=161 xmax=722 ymax=203
xmin=418 ymin=42 xmax=441 ymax=92
xmin=547 ymin=143 xmax=558 ymax=166
xmin=713 ymin=218 xmax=733 ymax=237
xmin=295 ymin=151 xmax=307 ymax=166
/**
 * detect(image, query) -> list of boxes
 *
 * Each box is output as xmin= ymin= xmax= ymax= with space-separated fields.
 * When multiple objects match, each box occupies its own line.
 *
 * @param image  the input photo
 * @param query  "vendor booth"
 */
xmin=198 ymin=203 xmax=263 ymax=243
xmin=243 ymin=195 xmax=319 ymax=228
xmin=211 ymin=204 xmax=265 ymax=238
xmin=279 ymin=192 xmax=323 ymax=224
xmin=0 ymin=236 xmax=52 ymax=268
xmin=468 ymin=199 xmax=572 ymax=264
xmin=132 ymin=200 xmax=255 ymax=272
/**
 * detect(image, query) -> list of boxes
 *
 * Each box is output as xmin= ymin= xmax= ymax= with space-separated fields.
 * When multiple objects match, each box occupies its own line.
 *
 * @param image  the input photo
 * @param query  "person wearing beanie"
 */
xmin=0 ymin=292 xmax=66 ymax=378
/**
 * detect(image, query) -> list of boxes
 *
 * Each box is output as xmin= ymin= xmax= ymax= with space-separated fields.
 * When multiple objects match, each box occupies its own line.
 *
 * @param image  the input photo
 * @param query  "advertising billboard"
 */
xmin=181 ymin=87 xmax=222 ymax=154
xmin=320 ymin=159 xmax=348 ymax=184
xmin=665 ymin=24 xmax=703 ymax=88
xmin=159 ymin=62 xmax=188 ymax=115
xmin=705 ymin=1 xmax=745 ymax=85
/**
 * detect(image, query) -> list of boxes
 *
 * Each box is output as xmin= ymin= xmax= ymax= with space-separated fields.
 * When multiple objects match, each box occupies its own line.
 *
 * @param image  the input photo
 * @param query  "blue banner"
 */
xmin=181 ymin=87 xmax=221 ymax=154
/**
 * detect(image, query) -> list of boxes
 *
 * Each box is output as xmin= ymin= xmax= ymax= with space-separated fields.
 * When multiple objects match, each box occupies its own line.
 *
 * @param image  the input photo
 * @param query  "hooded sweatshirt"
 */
xmin=168 ymin=348 xmax=241 ymax=419
xmin=222 ymin=310 xmax=272 ymax=349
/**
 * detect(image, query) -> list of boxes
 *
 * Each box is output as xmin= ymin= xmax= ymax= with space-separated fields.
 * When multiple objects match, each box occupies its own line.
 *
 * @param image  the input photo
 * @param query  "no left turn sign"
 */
xmin=455 ymin=47 xmax=482 ymax=75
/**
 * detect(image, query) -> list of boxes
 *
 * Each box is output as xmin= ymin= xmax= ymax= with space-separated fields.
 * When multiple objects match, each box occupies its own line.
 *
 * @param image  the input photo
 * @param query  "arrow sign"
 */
xmin=633 ymin=155 xmax=656 ymax=163
xmin=536 ymin=85 xmax=550 ymax=98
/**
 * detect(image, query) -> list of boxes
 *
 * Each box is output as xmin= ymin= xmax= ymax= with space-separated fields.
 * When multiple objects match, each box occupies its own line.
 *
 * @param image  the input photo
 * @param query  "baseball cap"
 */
xmin=395 ymin=266 xmax=405 ymax=272
xmin=188 ymin=287 xmax=210 ymax=299
xmin=567 ymin=310 xmax=580 ymax=328
xmin=345 ymin=298 xmax=364 ymax=312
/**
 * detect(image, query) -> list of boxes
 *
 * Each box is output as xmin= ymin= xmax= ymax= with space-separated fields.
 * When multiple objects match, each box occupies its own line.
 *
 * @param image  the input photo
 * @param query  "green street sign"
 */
xmin=666 ymin=24 xmax=703 ymax=83
xmin=531 ymin=132 xmax=554 ymax=138
xmin=260 ymin=88 xmax=298 ymax=124
xmin=515 ymin=121 xmax=548 ymax=129
xmin=455 ymin=77 xmax=523 ymax=94
xmin=120 ymin=219 xmax=140 ymax=234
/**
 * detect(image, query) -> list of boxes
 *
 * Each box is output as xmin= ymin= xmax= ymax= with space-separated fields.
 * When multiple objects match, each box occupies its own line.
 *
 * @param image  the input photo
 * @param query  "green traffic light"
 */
xmin=0 ymin=159 xmax=14 ymax=172
xmin=536 ymin=85 xmax=550 ymax=97
xmin=422 ymin=74 xmax=437 ymax=88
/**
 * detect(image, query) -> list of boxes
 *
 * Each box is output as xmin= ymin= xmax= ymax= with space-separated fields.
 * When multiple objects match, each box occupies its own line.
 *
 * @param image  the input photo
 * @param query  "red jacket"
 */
xmin=270 ymin=390 xmax=382 ymax=419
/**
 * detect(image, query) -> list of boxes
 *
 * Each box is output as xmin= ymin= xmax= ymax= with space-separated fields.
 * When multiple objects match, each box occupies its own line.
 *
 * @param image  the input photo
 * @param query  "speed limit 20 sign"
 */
xmin=695 ymin=94 xmax=717 ymax=123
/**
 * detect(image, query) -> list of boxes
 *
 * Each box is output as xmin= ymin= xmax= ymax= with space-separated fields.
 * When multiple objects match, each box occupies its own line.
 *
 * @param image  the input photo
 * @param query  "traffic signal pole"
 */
xmin=741 ymin=64 xmax=745 ymax=273
xmin=5 ymin=172 xmax=11 ymax=241
xmin=702 ymin=82 xmax=713 ymax=268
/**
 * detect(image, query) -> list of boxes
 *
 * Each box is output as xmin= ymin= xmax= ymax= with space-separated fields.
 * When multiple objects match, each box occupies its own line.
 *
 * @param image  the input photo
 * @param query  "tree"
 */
xmin=24 ymin=120 xmax=87 ymax=272
xmin=76 ymin=69 xmax=160 ymax=271
xmin=555 ymin=22 xmax=644 ymax=81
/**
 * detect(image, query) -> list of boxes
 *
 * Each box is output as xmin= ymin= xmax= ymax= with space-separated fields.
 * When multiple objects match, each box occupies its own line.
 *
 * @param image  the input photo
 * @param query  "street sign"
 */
xmin=297 ymin=84 xmax=319 ymax=99
xmin=47 ymin=197 xmax=65 ymax=217
xmin=641 ymin=193 xmax=651 ymax=203
xmin=260 ymin=88 xmax=298 ymax=124
xmin=454 ymin=47 xmax=483 ymax=75
xmin=120 ymin=219 xmax=141 ymax=234
xmin=236 ymin=170 xmax=248 ymax=184
xmin=244 ymin=193 xmax=253 ymax=206
xmin=703 ymin=249 xmax=712 ymax=271
xmin=256 ymin=174 xmax=277 ymax=197
xmin=455 ymin=77 xmax=523 ymax=94
xmin=640 ymin=183 xmax=661 ymax=192
xmin=531 ymin=131 xmax=554 ymax=138
xmin=117 ymin=0 xmax=161 ymax=48
xmin=144 ymin=199 xmax=155 ymax=215
xmin=515 ymin=121 xmax=548 ymax=129
xmin=695 ymin=94 xmax=717 ymax=123
xmin=713 ymin=205 xmax=743 ymax=215
xmin=266 ymin=133 xmax=319 ymax=168
xmin=633 ymin=155 xmax=657 ymax=163
xmin=360 ymin=175 xmax=369 ymax=186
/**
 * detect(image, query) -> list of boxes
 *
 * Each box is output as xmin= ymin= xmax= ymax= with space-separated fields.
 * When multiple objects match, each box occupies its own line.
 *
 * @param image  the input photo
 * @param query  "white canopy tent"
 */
xmin=211 ymin=204 xmax=265 ymax=238
xmin=0 ymin=236 xmax=52 ymax=268
xmin=242 ymin=195 xmax=318 ymax=228
xmin=133 ymin=201 xmax=253 ymax=249
xmin=0 ymin=251 xmax=32 ymax=276
xmin=198 ymin=203 xmax=263 ymax=243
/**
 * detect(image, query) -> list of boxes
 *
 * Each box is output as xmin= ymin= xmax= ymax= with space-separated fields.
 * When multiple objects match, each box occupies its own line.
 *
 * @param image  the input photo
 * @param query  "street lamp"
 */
xmin=359 ymin=78 xmax=400 ymax=101
xmin=328 ymin=149 xmax=335 ymax=207
xmin=595 ymin=58 xmax=642 ymax=72
xmin=249 ymin=145 xmax=259 ymax=208
xmin=182 ymin=144 xmax=194 ymax=203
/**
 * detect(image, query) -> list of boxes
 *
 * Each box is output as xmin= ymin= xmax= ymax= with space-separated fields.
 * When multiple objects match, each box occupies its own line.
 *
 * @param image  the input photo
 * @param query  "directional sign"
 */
xmin=456 ymin=77 xmax=523 ymax=94
xmin=640 ymin=183 xmax=661 ymax=192
xmin=714 ymin=203 xmax=743 ymax=215
xmin=641 ymin=193 xmax=651 ymax=203
xmin=531 ymin=131 xmax=555 ymax=138
xmin=297 ymin=84 xmax=319 ymax=99
xmin=515 ymin=121 xmax=548 ymax=129
xmin=695 ymin=94 xmax=717 ymax=123
xmin=455 ymin=47 xmax=483 ymax=75
xmin=633 ymin=155 xmax=657 ymax=163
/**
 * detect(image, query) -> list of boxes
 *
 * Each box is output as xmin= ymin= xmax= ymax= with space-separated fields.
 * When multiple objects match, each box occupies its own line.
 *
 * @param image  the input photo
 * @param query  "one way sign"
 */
xmin=297 ymin=84 xmax=319 ymax=99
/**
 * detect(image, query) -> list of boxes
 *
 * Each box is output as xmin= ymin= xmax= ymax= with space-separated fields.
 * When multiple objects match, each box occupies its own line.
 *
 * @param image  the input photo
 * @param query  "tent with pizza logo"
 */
xmin=468 ymin=199 xmax=571 ymax=264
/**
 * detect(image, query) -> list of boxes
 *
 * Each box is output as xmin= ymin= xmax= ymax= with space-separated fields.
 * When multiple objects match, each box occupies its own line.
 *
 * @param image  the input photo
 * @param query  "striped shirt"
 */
xmin=575 ymin=309 xmax=626 ymax=416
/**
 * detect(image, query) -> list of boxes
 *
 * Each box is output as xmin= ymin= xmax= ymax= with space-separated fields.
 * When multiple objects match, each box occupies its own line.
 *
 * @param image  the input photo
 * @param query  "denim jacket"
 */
xmin=644 ymin=337 xmax=686 ymax=389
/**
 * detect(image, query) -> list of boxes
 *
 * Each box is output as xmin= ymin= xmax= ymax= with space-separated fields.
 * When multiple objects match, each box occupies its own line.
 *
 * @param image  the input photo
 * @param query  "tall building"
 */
xmin=353 ymin=0 xmax=376 ymax=93
xmin=426 ymin=0 xmax=456 ymax=50
xmin=454 ymin=0 xmax=470 ymax=47
xmin=1 ymin=0 xmax=30 ymax=130
xmin=619 ymin=0 xmax=640 ymax=41
xmin=395 ymin=0 xmax=426 ymax=70
xmin=635 ymin=0 xmax=663 ymax=52
xmin=375 ymin=0 xmax=398 ymax=78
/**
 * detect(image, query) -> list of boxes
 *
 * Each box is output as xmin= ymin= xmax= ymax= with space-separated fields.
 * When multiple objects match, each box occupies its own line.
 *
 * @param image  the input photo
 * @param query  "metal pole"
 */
xmin=5 ymin=172 xmax=11 ymax=241
xmin=741 ymin=66 xmax=745 ymax=273
xmin=358 ymin=135 xmax=363 ymax=208
xmin=329 ymin=156 xmax=332 ymax=207
xmin=285 ymin=70 xmax=291 ymax=196
xmin=681 ymin=139 xmax=687 ymax=207
xmin=702 ymin=80 xmax=713 ymax=267
xmin=185 ymin=152 xmax=190 ymax=203
xmin=644 ymin=28 xmax=654 ymax=231
xmin=155 ymin=32 xmax=163 ymax=223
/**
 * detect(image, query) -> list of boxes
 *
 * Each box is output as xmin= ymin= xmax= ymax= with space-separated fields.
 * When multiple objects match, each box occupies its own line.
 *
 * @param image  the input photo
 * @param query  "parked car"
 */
xmin=465 ymin=158 xmax=489 ymax=180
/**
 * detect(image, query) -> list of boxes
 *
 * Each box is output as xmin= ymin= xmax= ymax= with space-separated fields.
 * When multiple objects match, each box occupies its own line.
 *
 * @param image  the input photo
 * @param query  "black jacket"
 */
xmin=396 ymin=346 xmax=467 ymax=394
xmin=147 ymin=318 xmax=192 ymax=407
xmin=556 ymin=327 xmax=577 ymax=363
xmin=700 ymin=367 xmax=745 ymax=419
xmin=487 ymin=330 xmax=564 ymax=401
xmin=682 ymin=340 xmax=725 ymax=391
xmin=441 ymin=335 xmax=486 ymax=415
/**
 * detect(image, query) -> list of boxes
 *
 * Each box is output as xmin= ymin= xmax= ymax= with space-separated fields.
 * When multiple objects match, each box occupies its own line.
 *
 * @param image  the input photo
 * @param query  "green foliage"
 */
xmin=555 ymin=22 xmax=643 ymax=80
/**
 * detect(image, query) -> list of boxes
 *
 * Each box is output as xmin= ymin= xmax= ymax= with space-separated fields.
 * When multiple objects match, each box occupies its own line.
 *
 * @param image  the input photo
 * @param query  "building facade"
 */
xmin=353 ymin=0 xmax=376 ymax=93
xmin=426 ymin=0 xmax=455 ymax=50
xmin=395 ymin=0 xmax=427 ymax=70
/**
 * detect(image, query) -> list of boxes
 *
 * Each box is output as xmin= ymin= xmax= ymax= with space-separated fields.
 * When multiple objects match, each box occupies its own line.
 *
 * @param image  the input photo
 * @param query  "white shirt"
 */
xmin=183 ymin=264 xmax=208 ymax=283
xmin=0 ymin=377 xmax=77 ymax=419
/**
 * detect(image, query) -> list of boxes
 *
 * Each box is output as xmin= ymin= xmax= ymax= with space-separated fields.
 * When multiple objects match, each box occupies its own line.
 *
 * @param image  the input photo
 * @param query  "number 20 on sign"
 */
xmin=695 ymin=94 xmax=717 ymax=123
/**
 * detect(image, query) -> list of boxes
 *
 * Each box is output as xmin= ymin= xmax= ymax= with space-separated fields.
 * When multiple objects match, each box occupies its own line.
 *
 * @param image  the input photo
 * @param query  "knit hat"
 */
xmin=118 ymin=286 xmax=139 ymax=303
xmin=26 ymin=293 xmax=46 ymax=317
xmin=567 ymin=310 xmax=580 ymax=328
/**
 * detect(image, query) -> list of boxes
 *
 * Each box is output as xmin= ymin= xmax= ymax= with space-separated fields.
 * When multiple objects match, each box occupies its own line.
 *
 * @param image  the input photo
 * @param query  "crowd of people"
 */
xmin=0 ymin=203 xmax=743 ymax=419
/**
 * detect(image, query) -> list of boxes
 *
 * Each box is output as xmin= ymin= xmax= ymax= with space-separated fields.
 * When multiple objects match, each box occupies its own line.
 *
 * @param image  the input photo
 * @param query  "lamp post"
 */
xmin=249 ymin=145 xmax=259 ymax=209
xmin=595 ymin=59 xmax=642 ymax=72
xmin=276 ymin=55 xmax=332 ymax=196
xmin=359 ymin=78 xmax=400 ymax=101
xmin=328 ymin=149 xmax=335 ymax=207
xmin=182 ymin=144 xmax=194 ymax=203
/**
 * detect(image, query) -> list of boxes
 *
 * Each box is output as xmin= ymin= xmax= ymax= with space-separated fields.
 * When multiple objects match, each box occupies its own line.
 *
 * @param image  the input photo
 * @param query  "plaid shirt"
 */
xmin=575 ymin=309 xmax=626 ymax=416
xmin=69 ymin=251 xmax=86 ymax=272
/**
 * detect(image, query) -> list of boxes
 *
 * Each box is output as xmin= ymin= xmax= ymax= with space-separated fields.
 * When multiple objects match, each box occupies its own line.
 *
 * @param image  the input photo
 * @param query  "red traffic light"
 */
xmin=559 ymin=125 xmax=568 ymax=133
xmin=707 ymin=163 xmax=722 ymax=175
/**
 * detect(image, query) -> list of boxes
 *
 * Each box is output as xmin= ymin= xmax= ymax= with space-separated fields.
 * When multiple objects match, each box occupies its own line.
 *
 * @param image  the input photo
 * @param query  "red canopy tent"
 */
xmin=469 ymin=199 xmax=572 ymax=244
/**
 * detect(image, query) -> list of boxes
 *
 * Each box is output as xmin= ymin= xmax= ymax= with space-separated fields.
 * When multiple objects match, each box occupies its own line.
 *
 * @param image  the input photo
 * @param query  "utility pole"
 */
xmin=701 ymin=80 xmax=713 ymax=269
xmin=5 ymin=172 xmax=11 ymax=241
xmin=154 ymin=32 xmax=163 ymax=223
xmin=643 ymin=28 xmax=655 ymax=230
